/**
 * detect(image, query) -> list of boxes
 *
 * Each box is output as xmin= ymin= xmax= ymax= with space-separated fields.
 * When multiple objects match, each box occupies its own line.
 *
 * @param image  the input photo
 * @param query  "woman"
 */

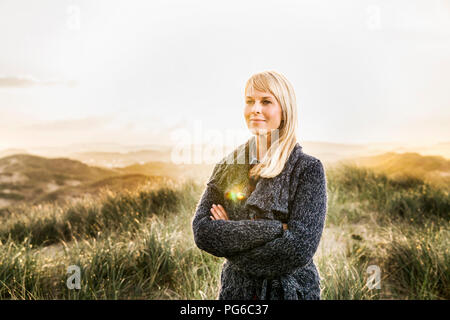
xmin=192 ymin=70 xmax=328 ymax=300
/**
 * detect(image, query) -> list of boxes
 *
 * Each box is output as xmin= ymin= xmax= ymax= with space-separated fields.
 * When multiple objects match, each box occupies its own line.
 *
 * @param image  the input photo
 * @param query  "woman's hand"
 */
xmin=210 ymin=204 xmax=288 ymax=231
xmin=210 ymin=204 xmax=229 ymax=221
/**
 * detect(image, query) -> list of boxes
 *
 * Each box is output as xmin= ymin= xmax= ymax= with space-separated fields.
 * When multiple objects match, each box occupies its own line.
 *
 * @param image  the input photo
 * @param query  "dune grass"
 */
xmin=0 ymin=164 xmax=448 ymax=300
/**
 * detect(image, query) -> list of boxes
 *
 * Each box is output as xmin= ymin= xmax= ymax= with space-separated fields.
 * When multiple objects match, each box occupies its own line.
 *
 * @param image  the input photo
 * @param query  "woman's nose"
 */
xmin=252 ymin=101 xmax=262 ymax=114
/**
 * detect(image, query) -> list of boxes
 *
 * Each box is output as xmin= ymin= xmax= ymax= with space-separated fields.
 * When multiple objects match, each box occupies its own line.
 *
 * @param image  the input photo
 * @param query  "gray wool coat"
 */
xmin=191 ymin=136 xmax=328 ymax=300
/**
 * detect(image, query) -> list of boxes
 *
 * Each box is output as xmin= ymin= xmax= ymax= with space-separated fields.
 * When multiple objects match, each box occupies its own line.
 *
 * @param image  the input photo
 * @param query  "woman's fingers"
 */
xmin=213 ymin=204 xmax=226 ymax=220
xmin=210 ymin=207 xmax=219 ymax=220
xmin=214 ymin=204 xmax=227 ymax=220
xmin=217 ymin=204 xmax=229 ymax=220
xmin=210 ymin=204 xmax=228 ymax=220
xmin=210 ymin=206 xmax=223 ymax=220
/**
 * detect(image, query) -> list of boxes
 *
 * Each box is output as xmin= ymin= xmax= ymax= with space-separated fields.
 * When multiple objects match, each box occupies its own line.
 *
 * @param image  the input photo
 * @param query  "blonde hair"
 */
xmin=245 ymin=70 xmax=299 ymax=178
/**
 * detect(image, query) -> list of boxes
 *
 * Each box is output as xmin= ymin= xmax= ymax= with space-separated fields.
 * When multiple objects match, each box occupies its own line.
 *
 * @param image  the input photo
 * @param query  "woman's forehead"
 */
xmin=245 ymin=88 xmax=274 ymax=99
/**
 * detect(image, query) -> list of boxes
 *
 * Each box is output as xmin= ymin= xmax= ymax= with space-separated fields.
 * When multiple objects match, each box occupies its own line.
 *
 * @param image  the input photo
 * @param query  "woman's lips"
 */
xmin=250 ymin=119 xmax=265 ymax=122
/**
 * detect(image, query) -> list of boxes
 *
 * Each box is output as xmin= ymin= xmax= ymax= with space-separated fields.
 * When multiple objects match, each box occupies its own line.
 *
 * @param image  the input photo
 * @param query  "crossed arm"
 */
xmin=191 ymin=182 xmax=285 ymax=257
xmin=225 ymin=160 xmax=328 ymax=279
xmin=192 ymin=159 xmax=327 ymax=279
xmin=209 ymin=203 xmax=289 ymax=231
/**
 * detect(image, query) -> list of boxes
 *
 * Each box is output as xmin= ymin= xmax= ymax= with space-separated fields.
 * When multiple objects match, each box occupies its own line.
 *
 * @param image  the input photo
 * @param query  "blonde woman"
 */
xmin=192 ymin=70 xmax=328 ymax=300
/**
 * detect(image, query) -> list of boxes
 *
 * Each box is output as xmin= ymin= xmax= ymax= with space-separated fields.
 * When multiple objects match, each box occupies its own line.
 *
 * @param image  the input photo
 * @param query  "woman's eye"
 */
xmin=245 ymin=100 xmax=270 ymax=105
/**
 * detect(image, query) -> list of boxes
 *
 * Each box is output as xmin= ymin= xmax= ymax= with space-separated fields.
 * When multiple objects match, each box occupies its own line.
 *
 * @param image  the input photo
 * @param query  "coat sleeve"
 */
xmin=192 ymin=163 xmax=284 ymax=258
xmin=226 ymin=159 xmax=328 ymax=279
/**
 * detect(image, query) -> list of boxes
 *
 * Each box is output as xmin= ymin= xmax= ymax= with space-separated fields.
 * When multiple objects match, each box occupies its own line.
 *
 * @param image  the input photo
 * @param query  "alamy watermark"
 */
xmin=169 ymin=119 xmax=281 ymax=165
xmin=366 ymin=5 xmax=382 ymax=31
xmin=66 ymin=4 xmax=81 ymax=30
xmin=366 ymin=265 xmax=381 ymax=289
xmin=66 ymin=265 xmax=81 ymax=290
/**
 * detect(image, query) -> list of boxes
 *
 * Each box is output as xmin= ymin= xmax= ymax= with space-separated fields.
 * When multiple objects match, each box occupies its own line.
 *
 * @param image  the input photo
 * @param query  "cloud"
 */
xmin=0 ymin=75 xmax=77 ymax=88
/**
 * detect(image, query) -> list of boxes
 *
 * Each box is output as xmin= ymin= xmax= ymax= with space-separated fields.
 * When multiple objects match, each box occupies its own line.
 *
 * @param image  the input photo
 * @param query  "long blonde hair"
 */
xmin=245 ymin=70 xmax=299 ymax=178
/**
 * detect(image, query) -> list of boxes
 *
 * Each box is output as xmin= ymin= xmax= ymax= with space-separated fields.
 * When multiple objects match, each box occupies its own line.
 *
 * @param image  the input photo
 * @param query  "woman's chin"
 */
xmin=249 ymin=127 xmax=270 ymax=136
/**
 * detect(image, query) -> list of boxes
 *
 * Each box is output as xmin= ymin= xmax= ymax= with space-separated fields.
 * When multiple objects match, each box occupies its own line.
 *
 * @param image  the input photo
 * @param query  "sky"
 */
xmin=0 ymin=0 xmax=449 ymax=150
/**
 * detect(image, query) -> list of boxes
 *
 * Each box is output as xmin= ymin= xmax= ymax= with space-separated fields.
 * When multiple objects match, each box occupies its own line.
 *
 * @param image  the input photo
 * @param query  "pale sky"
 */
xmin=0 ymin=0 xmax=449 ymax=150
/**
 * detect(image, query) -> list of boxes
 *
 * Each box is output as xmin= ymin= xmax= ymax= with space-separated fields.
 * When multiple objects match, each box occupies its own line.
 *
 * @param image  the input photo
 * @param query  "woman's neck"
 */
xmin=256 ymin=134 xmax=271 ymax=161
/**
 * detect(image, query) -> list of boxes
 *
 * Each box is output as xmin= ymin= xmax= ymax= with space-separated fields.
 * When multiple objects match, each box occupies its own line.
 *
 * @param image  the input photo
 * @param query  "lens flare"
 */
xmin=225 ymin=186 xmax=246 ymax=202
xmin=236 ymin=192 xmax=245 ymax=200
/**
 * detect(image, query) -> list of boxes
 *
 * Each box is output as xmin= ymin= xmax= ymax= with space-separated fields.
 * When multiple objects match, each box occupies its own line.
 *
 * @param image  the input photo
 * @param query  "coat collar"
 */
xmin=208 ymin=136 xmax=303 ymax=220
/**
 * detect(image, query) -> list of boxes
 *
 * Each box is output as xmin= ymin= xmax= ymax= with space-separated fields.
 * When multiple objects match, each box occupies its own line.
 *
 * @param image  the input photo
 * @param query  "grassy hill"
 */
xmin=0 ymin=154 xmax=121 ymax=209
xmin=0 ymin=161 xmax=448 ymax=299
xmin=68 ymin=148 xmax=172 ymax=167
xmin=0 ymin=151 xmax=448 ymax=300
xmin=33 ymin=174 xmax=173 ymax=206
xmin=0 ymin=154 xmax=214 ymax=210
xmin=0 ymin=148 xmax=30 ymax=158
xmin=118 ymin=161 xmax=214 ymax=181
xmin=338 ymin=152 xmax=450 ymax=188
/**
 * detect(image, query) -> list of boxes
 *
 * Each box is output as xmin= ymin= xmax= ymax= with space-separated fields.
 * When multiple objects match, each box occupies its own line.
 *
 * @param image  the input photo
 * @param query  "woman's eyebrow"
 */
xmin=245 ymin=96 xmax=273 ymax=99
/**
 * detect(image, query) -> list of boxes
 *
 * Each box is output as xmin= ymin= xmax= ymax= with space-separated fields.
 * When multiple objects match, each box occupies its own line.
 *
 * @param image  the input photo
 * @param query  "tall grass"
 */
xmin=0 ymin=237 xmax=48 ymax=299
xmin=381 ymin=222 xmax=449 ymax=299
xmin=0 ymin=165 xmax=448 ymax=299
xmin=327 ymin=164 xmax=450 ymax=222
xmin=0 ymin=181 xmax=186 ymax=246
xmin=0 ymin=178 xmax=223 ymax=299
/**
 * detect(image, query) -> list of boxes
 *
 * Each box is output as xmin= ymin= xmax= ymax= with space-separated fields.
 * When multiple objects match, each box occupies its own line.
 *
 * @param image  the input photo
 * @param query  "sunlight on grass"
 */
xmin=0 ymin=164 xmax=448 ymax=299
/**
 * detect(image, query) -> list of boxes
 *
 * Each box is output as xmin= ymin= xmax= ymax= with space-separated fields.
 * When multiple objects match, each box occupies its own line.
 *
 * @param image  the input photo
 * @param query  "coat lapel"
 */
xmin=208 ymin=137 xmax=302 ymax=221
xmin=244 ymin=170 xmax=289 ymax=219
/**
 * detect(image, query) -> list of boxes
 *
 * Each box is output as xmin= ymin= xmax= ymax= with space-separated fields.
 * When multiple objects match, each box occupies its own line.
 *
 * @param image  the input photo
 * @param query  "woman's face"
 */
xmin=244 ymin=88 xmax=283 ymax=135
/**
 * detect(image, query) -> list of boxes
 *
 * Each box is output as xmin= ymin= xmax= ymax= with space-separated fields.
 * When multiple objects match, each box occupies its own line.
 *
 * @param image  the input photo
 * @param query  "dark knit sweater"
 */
xmin=192 ymin=136 xmax=328 ymax=300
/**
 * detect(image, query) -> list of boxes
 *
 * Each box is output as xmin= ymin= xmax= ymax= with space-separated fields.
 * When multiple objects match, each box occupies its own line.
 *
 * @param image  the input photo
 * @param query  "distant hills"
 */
xmin=68 ymin=149 xmax=173 ymax=167
xmin=0 ymin=154 xmax=121 ymax=209
xmin=0 ymin=143 xmax=448 ymax=210
xmin=36 ymin=173 xmax=169 ymax=206
xmin=301 ymin=141 xmax=450 ymax=164
xmin=0 ymin=148 xmax=30 ymax=158
xmin=0 ymin=154 xmax=214 ymax=209
xmin=2 ymin=141 xmax=449 ymax=168
xmin=0 ymin=143 xmax=175 ymax=167
xmin=116 ymin=162 xmax=214 ymax=181
xmin=73 ymin=140 xmax=448 ymax=167
xmin=339 ymin=152 xmax=450 ymax=188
